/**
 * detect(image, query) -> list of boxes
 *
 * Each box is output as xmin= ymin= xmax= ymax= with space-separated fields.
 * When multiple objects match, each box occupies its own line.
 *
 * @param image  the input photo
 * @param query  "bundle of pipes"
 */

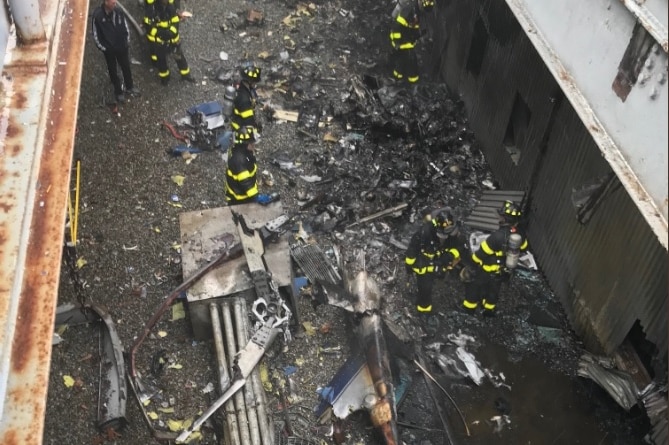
xmin=209 ymin=297 xmax=274 ymax=445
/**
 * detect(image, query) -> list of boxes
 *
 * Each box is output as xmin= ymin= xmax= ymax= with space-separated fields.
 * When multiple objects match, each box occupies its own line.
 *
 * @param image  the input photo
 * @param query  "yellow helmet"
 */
xmin=234 ymin=126 xmax=258 ymax=144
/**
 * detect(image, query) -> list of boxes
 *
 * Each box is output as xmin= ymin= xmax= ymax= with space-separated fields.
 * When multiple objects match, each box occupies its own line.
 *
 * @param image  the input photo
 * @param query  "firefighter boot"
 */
xmin=481 ymin=299 xmax=496 ymax=317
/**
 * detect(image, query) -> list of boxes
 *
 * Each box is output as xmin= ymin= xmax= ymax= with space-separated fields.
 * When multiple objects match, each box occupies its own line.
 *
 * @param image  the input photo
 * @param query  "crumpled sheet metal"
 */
xmin=55 ymin=304 xmax=127 ymax=431
xmin=577 ymin=353 xmax=639 ymax=411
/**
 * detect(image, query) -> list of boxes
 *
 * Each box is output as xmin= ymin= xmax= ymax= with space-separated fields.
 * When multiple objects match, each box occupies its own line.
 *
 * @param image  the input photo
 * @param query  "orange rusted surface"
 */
xmin=0 ymin=0 xmax=88 ymax=443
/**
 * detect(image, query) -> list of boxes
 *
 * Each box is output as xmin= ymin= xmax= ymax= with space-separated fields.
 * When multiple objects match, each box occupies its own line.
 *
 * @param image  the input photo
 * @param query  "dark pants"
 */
xmin=103 ymin=48 xmax=134 ymax=95
xmin=152 ymin=43 xmax=190 ymax=81
xmin=464 ymin=270 xmax=502 ymax=312
xmin=390 ymin=48 xmax=419 ymax=83
xmin=415 ymin=272 xmax=435 ymax=312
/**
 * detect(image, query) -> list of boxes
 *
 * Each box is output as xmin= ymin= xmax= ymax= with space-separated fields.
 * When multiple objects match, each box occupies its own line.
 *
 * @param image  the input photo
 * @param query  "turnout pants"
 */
xmin=463 ymin=270 xmax=502 ymax=313
xmin=414 ymin=272 xmax=435 ymax=313
xmin=152 ymin=43 xmax=191 ymax=81
xmin=390 ymin=48 xmax=419 ymax=83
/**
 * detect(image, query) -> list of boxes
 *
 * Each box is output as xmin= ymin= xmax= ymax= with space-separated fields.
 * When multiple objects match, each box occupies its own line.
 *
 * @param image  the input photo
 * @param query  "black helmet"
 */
xmin=234 ymin=126 xmax=258 ymax=144
xmin=420 ymin=0 xmax=435 ymax=9
xmin=498 ymin=200 xmax=522 ymax=222
xmin=432 ymin=207 xmax=457 ymax=238
xmin=240 ymin=63 xmax=261 ymax=83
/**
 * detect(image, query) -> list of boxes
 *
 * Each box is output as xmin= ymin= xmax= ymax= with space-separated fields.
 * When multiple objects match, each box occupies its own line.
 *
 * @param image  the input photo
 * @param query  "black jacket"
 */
xmin=92 ymin=4 xmax=130 ymax=52
xmin=144 ymin=0 xmax=182 ymax=45
xmin=472 ymin=225 xmax=528 ymax=274
xmin=231 ymin=81 xmax=258 ymax=131
xmin=225 ymin=144 xmax=258 ymax=203
xmin=405 ymin=221 xmax=467 ymax=275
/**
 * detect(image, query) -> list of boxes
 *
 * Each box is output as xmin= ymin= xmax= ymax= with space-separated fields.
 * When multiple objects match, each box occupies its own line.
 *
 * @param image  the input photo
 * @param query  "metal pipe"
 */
xmin=210 ymin=303 xmax=231 ymax=392
xmin=241 ymin=301 xmax=274 ymax=445
xmin=234 ymin=299 xmax=261 ymax=445
xmin=221 ymin=302 xmax=243 ymax=445
xmin=223 ymin=301 xmax=250 ymax=445
xmin=7 ymin=0 xmax=45 ymax=43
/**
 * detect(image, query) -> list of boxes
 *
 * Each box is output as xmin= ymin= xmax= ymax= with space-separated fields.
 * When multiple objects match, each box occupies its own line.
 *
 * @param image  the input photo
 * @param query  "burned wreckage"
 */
xmin=52 ymin=26 xmax=662 ymax=440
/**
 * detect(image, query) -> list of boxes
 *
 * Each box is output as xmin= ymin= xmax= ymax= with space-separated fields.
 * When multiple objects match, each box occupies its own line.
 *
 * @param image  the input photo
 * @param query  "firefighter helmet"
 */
xmin=420 ymin=0 xmax=435 ymax=9
xmin=240 ymin=63 xmax=261 ymax=83
xmin=498 ymin=200 xmax=522 ymax=222
xmin=234 ymin=126 xmax=258 ymax=145
xmin=432 ymin=207 xmax=457 ymax=238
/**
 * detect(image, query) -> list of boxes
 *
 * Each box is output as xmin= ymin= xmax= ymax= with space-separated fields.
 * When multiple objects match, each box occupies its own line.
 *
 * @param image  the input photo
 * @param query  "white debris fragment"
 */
xmin=456 ymin=346 xmax=485 ymax=385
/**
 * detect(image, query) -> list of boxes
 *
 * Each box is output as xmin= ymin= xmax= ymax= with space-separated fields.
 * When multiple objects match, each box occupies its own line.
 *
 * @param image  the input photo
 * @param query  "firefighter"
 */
xmin=231 ymin=63 xmax=261 ymax=132
xmin=144 ymin=0 xmax=195 ymax=85
xmin=405 ymin=207 xmax=467 ymax=323
xmin=216 ymin=64 xmax=261 ymax=152
xmin=462 ymin=200 xmax=529 ymax=316
xmin=224 ymin=126 xmax=276 ymax=206
xmin=225 ymin=126 xmax=259 ymax=205
xmin=389 ymin=0 xmax=433 ymax=83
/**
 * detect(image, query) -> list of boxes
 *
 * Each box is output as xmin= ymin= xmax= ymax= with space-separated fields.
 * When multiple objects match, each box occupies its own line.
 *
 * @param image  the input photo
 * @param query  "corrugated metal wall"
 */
xmin=430 ymin=0 xmax=667 ymax=366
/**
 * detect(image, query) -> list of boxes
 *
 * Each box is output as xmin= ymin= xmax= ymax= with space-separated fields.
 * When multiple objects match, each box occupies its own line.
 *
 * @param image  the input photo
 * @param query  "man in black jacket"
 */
xmin=92 ymin=0 xmax=138 ymax=103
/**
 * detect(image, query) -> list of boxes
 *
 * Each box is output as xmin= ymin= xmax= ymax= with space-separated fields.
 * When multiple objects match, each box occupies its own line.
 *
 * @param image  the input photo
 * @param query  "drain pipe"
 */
xmin=217 ymin=302 xmax=241 ymax=445
xmin=234 ymin=299 xmax=262 ymax=445
xmin=241 ymin=300 xmax=275 ymax=445
xmin=210 ymin=303 xmax=232 ymax=393
xmin=8 ymin=0 xmax=45 ymax=43
xmin=220 ymin=302 xmax=243 ymax=445
xmin=223 ymin=301 xmax=252 ymax=445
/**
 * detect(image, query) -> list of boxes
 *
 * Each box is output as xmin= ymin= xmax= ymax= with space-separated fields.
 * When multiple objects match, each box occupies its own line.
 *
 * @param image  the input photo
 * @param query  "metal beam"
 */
xmin=0 ymin=0 xmax=87 ymax=443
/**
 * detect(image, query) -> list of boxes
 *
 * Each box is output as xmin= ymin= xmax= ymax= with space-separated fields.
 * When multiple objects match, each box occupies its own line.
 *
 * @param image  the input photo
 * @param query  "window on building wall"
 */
xmin=571 ymin=172 xmax=621 ymax=224
xmin=502 ymin=92 xmax=531 ymax=165
xmin=612 ymin=22 xmax=655 ymax=102
xmin=466 ymin=16 xmax=488 ymax=76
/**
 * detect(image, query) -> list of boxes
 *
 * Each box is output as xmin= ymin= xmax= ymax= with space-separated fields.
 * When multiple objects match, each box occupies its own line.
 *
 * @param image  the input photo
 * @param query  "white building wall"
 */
xmin=508 ymin=0 xmax=668 ymax=248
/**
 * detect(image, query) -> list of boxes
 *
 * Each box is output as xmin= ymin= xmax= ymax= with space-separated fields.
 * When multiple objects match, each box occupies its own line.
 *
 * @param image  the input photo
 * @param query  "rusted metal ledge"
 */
xmin=0 ymin=0 xmax=88 ymax=443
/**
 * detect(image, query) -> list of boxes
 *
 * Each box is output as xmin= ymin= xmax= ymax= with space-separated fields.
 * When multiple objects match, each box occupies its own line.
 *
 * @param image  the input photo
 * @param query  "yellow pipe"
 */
xmin=73 ymin=160 xmax=81 ymax=245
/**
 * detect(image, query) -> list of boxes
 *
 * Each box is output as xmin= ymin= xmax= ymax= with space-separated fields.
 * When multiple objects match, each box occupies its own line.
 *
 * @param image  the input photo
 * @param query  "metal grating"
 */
xmin=289 ymin=244 xmax=342 ymax=285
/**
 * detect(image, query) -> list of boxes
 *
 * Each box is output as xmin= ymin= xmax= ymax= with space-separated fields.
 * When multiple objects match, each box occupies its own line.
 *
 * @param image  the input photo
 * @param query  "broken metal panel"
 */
xmin=0 ymin=0 xmax=87 ymax=443
xmin=178 ymin=204 xmax=292 ymax=339
xmin=54 ymin=304 xmax=128 ymax=431
xmin=640 ymin=383 xmax=668 ymax=445
xmin=290 ymin=243 xmax=342 ymax=285
xmin=463 ymin=190 xmax=525 ymax=231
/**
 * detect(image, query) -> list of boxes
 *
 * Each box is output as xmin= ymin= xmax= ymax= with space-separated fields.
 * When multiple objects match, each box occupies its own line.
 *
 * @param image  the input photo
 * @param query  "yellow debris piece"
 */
xmin=171 ymin=175 xmax=185 ymax=186
xmin=158 ymin=330 xmax=168 ymax=338
xmin=147 ymin=411 xmax=159 ymax=420
xmin=63 ymin=375 xmax=75 ymax=388
xmin=76 ymin=257 xmax=87 ymax=269
xmin=171 ymin=302 xmax=186 ymax=321
xmin=259 ymin=363 xmax=272 ymax=392
xmin=167 ymin=419 xmax=183 ymax=432
xmin=302 ymin=321 xmax=316 ymax=336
